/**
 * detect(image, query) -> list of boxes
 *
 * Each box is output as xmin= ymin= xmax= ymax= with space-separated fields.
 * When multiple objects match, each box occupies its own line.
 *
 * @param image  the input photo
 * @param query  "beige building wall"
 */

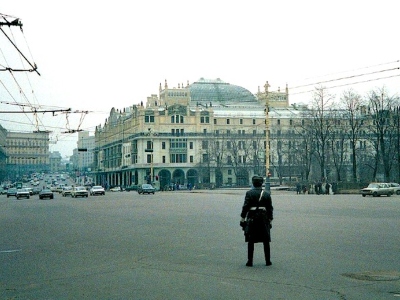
xmin=6 ymin=130 xmax=50 ymax=179
xmin=93 ymin=79 xmax=288 ymax=189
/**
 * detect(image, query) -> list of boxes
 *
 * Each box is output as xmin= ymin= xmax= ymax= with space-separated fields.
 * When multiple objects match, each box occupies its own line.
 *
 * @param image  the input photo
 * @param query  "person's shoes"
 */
xmin=246 ymin=260 xmax=253 ymax=267
xmin=266 ymin=261 xmax=272 ymax=266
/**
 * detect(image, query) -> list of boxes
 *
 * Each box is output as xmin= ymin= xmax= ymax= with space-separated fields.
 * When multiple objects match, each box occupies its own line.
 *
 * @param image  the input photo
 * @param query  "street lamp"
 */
xmin=264 ymin=81 xmax=271 ymax=193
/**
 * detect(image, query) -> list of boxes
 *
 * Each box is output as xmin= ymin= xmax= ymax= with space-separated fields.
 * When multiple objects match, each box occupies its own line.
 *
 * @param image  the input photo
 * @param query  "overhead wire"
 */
xmin=290 ymin=73 xmax=400 ymax=95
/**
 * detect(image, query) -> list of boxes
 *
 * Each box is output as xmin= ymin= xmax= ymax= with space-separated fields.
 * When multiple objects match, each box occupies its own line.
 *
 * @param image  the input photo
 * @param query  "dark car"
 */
xmin=16 ymin=188 xmax=30 ymax=199
xmin=32 ymin=187 xmax=41 ymax=195
xmin=7 ymin=188 xmax=17 ymax=198
xmin=137 ymin=184 xmax=156 ymax=194
xmin=39 ymin=189 xmax=54 ymax=200
xmin=125 ymin=185 xmax=139 ymax=192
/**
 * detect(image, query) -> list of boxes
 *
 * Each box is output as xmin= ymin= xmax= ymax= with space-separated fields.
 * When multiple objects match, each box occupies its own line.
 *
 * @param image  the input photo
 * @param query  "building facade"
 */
xmin=92 ymin=78 xmax=399 ymax=188
xmin=5 ymin=130 xmax=50 ymax=181
xmin=49 ymin=151 xmax=62 ymax=173
xmin=0 ymin=124 xmax=7 ymax=182
xmin=93 ymin=78 xmax=289 ymax=189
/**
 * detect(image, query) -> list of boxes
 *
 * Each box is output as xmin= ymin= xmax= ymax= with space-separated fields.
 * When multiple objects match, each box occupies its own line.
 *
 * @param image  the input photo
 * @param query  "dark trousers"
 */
xmin=248 ymin=241 xmax=270 ymax=263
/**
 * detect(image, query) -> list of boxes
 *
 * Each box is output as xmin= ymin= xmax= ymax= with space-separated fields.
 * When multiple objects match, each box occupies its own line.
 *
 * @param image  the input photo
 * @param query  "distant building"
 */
xmin=93 ymin=78 xmax=289 ymax=189
xmin=0 ymin=124 xmax=7 ymax=182
xmin=71 ymin=131 xmax=95 ymax=185
xmin=5 ymin=130 xmax=50 ymax=181
xmin=49 ymin=151 xmax=62 ymax=173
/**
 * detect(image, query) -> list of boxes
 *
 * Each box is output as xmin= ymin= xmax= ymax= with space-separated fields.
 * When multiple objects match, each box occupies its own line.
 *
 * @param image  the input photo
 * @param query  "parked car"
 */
xmin=6 ymin=188 xmax=17 ymax=198
xmin=16 ymin=188 xmax=30 ymax=199
xmin=61 ymin=186 xmax=73 ymax=197
xmin=90 ymin=185 xmax=105 ymax=196
xmin=110 ymin=186 xmax=122 ymax=192
xmin=137 ymin=184 xmax=156 ymax=195
xmin=360 ymin=183 xmax=394 ymax=197
xmin=125 ymin=185 xmax=139 ymax=192
xmin=388 ymin=182 xmax=400 ymax=195
xmin=39 ymin=189 xmax=54 ymax=200
xmin=0 ymin=188 xmax=7 ymax=195
xmin=71 ymin=186 xmax=89 ymax=198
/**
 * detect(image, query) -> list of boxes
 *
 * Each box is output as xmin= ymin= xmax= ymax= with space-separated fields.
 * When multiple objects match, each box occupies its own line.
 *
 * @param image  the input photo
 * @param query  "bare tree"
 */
xmin=366 ymin=87 xmax=399 ymax=181
xmin=292 ymin=116 xmax=315 ymax=181
xmin=329 ymin=112 xmax=349 ymax=182
xmin=340 ymin=89 xmax=365 ymax=181
xmin=309 ymin=87 xmax=336 ymax=180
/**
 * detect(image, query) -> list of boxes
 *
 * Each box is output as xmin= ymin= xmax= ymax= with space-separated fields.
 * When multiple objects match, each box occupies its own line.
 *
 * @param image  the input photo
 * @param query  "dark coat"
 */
xmin=240 ymin=188 xmax=273 ymax=243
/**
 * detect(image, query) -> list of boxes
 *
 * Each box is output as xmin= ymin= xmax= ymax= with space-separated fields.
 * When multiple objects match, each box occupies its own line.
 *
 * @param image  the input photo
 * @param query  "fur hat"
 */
xmin=252 ymin=175 xmax=264 ymax=186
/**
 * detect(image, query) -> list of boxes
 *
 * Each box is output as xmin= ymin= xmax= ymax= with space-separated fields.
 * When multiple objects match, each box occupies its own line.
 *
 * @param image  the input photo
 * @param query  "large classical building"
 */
xmin=0 ymin=124 xmax=7 ymax=181
xmin=5 ymin=130 xmax=50 ymax=180
xmin=93 ymin=78 xmax=289 ymax=189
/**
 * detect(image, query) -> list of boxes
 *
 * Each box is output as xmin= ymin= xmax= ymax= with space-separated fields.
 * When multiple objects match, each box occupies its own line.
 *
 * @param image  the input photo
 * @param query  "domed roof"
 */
xmin=189 ymin=78 xmax=257 ymax=104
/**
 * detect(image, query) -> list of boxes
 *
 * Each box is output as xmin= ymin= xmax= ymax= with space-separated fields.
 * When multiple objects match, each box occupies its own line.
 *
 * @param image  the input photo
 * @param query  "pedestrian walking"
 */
xmin=240 ymin=175 xmax=273 ymax=267
xmin=296 ymin=182 xmax=301 ymax=194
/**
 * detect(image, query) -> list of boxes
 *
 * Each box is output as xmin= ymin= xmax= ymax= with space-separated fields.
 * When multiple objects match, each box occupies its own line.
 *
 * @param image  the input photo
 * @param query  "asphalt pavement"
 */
xmin=1 ymin=189 xmax=399 ymax=299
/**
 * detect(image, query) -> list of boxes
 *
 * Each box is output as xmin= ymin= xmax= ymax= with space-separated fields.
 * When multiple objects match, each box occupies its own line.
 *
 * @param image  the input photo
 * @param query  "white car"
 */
xmin=16 ymin=188 xmax=30 ymax=199
xmin=71 ymin=186 xmax=89 ymax=198
xmin=388 ymin=183 xmax=400 ymax=195
xmin=110 ymin=186 xmax=122 ymax=192
xmin=90 ymin=185 xmax=105 ymax=196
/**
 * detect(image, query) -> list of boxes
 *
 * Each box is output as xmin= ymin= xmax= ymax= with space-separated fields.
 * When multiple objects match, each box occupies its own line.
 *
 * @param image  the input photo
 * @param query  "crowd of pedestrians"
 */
xmin=296 ymin=181 xmax=337 ymax=195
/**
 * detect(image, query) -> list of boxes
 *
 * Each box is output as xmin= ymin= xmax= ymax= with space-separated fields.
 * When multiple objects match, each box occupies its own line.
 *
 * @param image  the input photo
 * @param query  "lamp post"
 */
xmin=264 ymin=81 xmax=271 ymax=193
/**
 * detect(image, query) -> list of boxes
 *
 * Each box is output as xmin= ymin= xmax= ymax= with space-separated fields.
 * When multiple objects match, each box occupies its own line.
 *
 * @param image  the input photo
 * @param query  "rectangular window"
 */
xmin=228 ymin=169 xmax=232 ymax=175
xmin=162 ymin=142 xmax=165 ymax=149
xmin=214 ymin=119 xmax=217 ymax=125
xmin=201 ymin=116 xmax=210 ymax=123
xmin=277 ymin=119 xmax=281 ymax=125
xmin=147 ymin=141 xmax=153 ymax=149
xmin=253 ymin=119 xmax=256 ymax=125
xmin=162 ymin=156 xmax=166 ymax=163
xmin=145 ymin=115 xmax=155 ymax=123
xmin=170 ymin=154 xmax=187 ymax=163
xmin=190 ymin=142 xmax=193 ymax=149
xmin=190 ymin=155 xmax=193 ymax=163
xmin=202 ymin=154 xmax=209 ymax=162
xmin=203 ymin=129 xmax=207 ymax=134
xmin=240 ymin=119 xmax=243 ymax=124
xmin=202 ymin=140 xmax=208 ymax=149
xmin=227 ymin=141 xmax=231 ymax=149
xmin=227 ymin=119 xmax=230 ymax=124
xmin=147 ymin=154 xmax=152 ymax=163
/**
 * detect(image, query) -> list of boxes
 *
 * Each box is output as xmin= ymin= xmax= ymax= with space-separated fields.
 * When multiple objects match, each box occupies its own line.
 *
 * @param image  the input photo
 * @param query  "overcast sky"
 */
xmin=1 ymin=0 xmax=400 ymax=158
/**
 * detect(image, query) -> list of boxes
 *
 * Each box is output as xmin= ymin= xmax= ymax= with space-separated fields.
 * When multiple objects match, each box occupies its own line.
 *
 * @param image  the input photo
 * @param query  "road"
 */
xmin=1 ymin=189 xmax=399 ymax=299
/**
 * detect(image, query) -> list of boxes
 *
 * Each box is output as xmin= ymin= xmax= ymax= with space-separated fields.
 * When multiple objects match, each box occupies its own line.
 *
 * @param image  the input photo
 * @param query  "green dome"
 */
xmin=189 ymin=78 xmax=257 ymax=104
